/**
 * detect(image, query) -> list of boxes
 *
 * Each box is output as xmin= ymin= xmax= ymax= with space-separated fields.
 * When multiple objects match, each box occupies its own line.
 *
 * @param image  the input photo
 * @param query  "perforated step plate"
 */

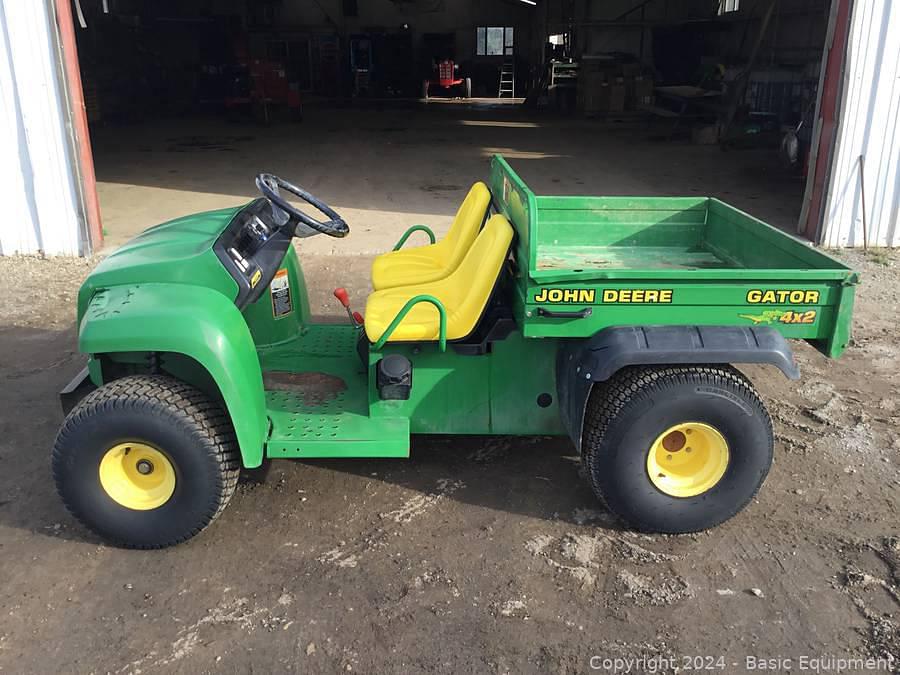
xmin=266 ymin=389 xmax=408 ymax=458
xmin=258 ymin=324 xmax=409 ymax=459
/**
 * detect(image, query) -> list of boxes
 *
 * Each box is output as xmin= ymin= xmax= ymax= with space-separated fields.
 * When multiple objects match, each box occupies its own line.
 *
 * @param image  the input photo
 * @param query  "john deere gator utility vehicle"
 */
xmin=53 ymin=156 xmax=858 ymax=548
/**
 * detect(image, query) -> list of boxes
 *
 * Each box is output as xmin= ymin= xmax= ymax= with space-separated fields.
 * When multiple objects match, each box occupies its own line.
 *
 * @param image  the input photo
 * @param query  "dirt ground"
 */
xmin=1 ymin=105 xmax=898 ymax=673
xmin=0 ymin=241 xmax=897 ymax=674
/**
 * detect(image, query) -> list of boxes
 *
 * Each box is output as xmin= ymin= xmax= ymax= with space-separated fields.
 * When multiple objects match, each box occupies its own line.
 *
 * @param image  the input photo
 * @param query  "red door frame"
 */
xmin=54 ymin=0 xmax=103 ymax=251
xmin=800 ymin=0 xmax=854 ymax=242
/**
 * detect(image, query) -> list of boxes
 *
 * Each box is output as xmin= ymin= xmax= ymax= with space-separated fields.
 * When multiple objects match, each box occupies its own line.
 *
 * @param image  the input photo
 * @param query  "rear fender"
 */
xmin=557 ymin=325 xmax=799 ymax=450
xmin=79 ymin=283 xmax=268 ymax=467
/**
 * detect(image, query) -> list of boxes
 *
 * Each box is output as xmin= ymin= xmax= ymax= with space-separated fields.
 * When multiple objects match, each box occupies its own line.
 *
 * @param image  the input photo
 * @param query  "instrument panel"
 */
xmin=214 ymin=199 xmax=293 ymax=309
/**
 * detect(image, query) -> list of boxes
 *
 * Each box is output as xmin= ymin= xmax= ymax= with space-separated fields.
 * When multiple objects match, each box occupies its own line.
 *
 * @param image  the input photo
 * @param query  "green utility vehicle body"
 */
xmin=70 ymin=156 xmax=857 ymax=471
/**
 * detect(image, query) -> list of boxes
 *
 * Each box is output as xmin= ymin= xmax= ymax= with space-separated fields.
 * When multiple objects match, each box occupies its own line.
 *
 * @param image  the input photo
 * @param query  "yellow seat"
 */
xmin=365 ymin=214 xmax=514 ymax=344
xmin=370 ymin=182 xmax=491 ymax=290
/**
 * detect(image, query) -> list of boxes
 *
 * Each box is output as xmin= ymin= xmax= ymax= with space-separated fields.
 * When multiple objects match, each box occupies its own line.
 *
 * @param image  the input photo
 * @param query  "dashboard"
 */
xmin=213 ymin=198 xmax=293 ymax=309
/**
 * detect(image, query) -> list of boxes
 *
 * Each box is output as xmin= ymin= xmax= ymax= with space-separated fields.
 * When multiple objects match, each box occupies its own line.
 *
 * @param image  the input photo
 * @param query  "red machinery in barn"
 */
xmin=225 ymin=59 xmax=303 ymax=123
xmin=423 ymin=59 xmax=471 ymax=99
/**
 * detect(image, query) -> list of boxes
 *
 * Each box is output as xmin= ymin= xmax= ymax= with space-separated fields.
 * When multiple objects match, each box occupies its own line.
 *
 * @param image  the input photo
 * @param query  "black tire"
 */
xmin=52 ymin=375 xmax=241 ymax=549
xmin=582 ymin=365 xmax=773 ymax=533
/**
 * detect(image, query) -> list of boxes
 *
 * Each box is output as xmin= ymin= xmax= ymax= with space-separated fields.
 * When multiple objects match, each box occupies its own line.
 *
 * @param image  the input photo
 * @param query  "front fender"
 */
xmin=79 ymin=283 xmax=268 ymax=467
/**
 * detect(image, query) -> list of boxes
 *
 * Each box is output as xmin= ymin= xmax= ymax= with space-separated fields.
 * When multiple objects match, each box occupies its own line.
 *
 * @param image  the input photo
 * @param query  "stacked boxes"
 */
xmin=578 ymin=56 xmax=652 ymax=116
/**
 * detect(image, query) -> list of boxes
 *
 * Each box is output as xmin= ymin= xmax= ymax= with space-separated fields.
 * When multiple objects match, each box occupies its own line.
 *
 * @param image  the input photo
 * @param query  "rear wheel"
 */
xmin=52 ymin=375 xmax=240 ymax=548
xmin=581 ymin=365 xmax=773 ymax=533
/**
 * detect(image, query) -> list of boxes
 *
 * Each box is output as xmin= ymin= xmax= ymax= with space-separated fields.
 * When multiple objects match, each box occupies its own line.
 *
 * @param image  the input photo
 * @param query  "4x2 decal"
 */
xmin=739 ymin=309 xmax=817 ymax=325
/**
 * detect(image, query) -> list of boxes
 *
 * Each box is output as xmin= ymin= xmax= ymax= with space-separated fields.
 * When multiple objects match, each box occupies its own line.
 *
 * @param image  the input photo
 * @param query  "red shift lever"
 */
xmin=333 ymin=288 xmax=362 ymax=327
xmin=333 ymin=287 xmax=351 ymax=308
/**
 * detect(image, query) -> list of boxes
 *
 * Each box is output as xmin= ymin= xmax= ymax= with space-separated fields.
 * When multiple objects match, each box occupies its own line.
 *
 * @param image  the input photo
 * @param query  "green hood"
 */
xmin=77 ymin=205 xmax=246 ymax=323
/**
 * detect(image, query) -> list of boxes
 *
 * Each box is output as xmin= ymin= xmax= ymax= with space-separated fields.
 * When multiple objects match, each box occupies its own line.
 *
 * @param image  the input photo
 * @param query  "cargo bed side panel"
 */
xmin=487 ymin=155 xmax=858 ymax=359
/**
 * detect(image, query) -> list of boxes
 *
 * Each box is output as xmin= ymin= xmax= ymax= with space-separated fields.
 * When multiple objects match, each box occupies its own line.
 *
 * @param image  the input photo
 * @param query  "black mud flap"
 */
xmin=556 ymin=325 xmax=799 ymax=450
xmin=60 ymin=366 xmax=96 ymax=416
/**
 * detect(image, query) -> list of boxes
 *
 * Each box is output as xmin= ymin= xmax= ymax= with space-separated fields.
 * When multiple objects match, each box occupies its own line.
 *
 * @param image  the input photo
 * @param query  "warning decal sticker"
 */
xmin=271 ymin=269 xmax=292 ymax=318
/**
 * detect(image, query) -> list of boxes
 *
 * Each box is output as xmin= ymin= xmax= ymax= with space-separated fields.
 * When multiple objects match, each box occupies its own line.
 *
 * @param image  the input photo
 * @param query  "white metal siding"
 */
xmin=0 ymin=0 xmax=84 ymax=255
xmin=821 ymin=1 xmax=900 ymax=247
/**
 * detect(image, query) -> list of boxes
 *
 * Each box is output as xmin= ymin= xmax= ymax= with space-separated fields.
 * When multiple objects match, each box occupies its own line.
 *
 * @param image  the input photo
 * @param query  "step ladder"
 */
xmin=353 ymin=68 xmax=370 ymax=97
xmin=498 ymin=59 xmax=515 ymax=98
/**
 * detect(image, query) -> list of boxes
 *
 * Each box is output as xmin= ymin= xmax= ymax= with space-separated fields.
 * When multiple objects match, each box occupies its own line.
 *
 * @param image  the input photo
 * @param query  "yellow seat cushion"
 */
xmin=371 ymin=182 xmax=491 ymax=290
xmin=365 ymin=214 xmax=514 ymax=343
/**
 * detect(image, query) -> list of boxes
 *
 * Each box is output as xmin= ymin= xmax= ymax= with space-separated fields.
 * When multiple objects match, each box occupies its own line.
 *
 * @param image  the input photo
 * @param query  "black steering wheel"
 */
xmin=255 ymin=174 xmax=349 ymax=238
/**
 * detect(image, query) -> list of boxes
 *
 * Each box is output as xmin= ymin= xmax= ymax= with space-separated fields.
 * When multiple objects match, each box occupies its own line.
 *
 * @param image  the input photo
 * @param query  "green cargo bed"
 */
xmin=488 ymin=155 xmax=858 ymax=358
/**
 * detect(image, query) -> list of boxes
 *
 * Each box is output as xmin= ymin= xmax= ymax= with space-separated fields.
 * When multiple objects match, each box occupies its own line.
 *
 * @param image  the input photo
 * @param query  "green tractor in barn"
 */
xmin=53 ymin=156 xmax=858 ymax=548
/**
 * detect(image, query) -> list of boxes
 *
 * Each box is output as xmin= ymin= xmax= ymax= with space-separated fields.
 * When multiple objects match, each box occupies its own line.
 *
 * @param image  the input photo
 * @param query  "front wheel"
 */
xmin=52 ymin=375 xmax=241 ymax=548
xmin=581 ymin=365 xmax=773 ymax=533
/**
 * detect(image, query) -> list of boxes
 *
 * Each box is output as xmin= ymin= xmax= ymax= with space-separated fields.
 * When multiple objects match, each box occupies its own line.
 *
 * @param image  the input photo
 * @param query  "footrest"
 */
xmin=266 ymin=390 xmax=409 ymax=459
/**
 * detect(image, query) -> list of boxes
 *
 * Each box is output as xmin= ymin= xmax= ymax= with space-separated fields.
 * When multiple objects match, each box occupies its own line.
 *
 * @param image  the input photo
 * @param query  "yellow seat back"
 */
xmin=436 ymin=181 xmax=492 ymax=270
xmin=435 ymin=213 xmax=513 ymax=321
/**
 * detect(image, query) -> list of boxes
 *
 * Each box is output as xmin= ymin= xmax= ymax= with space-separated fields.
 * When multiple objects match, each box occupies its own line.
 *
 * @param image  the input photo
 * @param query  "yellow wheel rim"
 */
xmin=646 ymin=422 xmax=729 ymax=498
xmin=98 ymin=443 xmax=176 ymax=510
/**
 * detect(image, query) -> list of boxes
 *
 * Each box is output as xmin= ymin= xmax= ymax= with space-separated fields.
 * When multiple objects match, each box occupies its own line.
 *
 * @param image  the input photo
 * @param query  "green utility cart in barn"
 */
xmin=54 ymin=155 xmax=858 ymax=548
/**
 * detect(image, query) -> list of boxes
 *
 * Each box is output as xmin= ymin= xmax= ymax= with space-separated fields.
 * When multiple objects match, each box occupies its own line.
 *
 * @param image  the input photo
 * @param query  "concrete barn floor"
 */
xmin=92 ymin=103 xmax=805 ymax=254
xmin=0 ymin=105 xmax=898 ymax=673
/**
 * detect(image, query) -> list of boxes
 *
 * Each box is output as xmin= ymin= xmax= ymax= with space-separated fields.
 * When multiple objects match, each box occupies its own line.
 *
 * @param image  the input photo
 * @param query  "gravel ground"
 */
xmin=0 ymin=247 xmax=897 ymax=674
